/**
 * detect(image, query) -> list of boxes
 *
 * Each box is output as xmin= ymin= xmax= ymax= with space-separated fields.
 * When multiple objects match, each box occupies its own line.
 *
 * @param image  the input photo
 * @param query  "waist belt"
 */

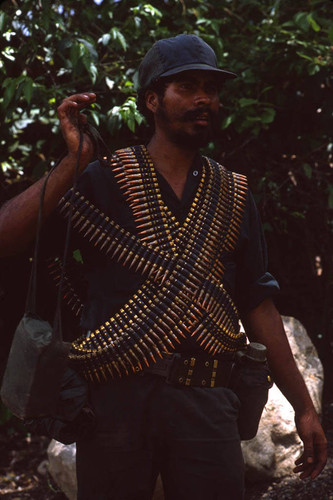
xmin=143 ymin=353 xmax=236 ymax=388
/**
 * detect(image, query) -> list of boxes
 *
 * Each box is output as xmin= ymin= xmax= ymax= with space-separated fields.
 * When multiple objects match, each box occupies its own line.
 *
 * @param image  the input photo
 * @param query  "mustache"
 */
xmin=181 ymin=107 xmax=217 ymax=122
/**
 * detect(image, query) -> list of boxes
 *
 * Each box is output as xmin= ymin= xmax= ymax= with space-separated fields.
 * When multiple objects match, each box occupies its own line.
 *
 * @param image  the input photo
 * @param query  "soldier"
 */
xmin=0 ymin=35 xmax=327 ymax=499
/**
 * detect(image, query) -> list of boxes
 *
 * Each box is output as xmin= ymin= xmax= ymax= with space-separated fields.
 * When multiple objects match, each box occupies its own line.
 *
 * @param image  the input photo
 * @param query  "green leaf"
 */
xmin=8 ymin=141 xmax=19 ymax=153
xmin=23 ymin=78 xmax=33 ymax=104
xmin=239 ymin=98 xmax=258 ymax=107
xmin=70 ymin=43 xmax=80 ymax=67
xmin=2 ymin=46 xmax=16 ymax=61
xmin=110 ymin=28 xmax=127 ymax=51
xmin=308 ymin=64 xmax=320 ymax=75
xmin=221 ymin=115 xmax=233 ymax=129
xmin=0 ymin=11 xmax=8 ymax=33
xmin=2 ymin=78 xmax=17 ymax=108
xmin=127 ymin=115 xmax=135 ymax=133
xmin=99 ymin=33 xmax=111 ymax=46
xmin=41 ymin=0 xmax=51 ymax=31
xmin=142 ymin=4 xmax=162 ymax=19
xmin=296 ymin=51 xmax=313 ymax=62
xmin=133 ymin=16 xmax=141 ymax=29
xmin=328 ymin=26 xmax=333 ymax=44
xmin=134 ymin=110 xmax=143 ymax=126
xmin=89 ymin=63 xmax=98 ymax=84
xmin=294 ymin=12 xmax=309 ymax=31
xmin=303 ymin=164 xmax=312 ymax=179
xmin=90 ymin=110 xmax=100 ymax=127
xmin=291 ymin=211 xmax=305 ymax=219
xmin=77 ymin=38 xmax=98 ymax=61
xmin=105 ymin=77 xmax=114 ymax=90
xmin=261 ymin=108 xmax=276 ymax=124
xmin=307 ymin=14 xmax=320 ymax=33
xmin=73 ymin=249 xmax=84 ymax=264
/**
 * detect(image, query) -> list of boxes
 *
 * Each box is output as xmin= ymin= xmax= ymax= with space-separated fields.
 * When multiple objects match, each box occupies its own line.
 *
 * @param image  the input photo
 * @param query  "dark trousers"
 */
xmin=76 ymin=374 xmax=244 ymax=500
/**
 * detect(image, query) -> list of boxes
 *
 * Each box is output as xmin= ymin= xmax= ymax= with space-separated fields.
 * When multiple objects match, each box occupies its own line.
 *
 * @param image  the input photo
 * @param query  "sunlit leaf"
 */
xmin=110 ymin=28 xmax=127 ymax=51
xmin=77 ymin=38 xmax=98 ymax=61
xmin=307 ymin=14 xmax=320 ymax=32
xmin=99 ymin=33 xmax=111 ymax=46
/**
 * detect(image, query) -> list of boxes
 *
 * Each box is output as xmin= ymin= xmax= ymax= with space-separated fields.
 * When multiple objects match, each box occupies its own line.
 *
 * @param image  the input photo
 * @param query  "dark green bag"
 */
xmin=0 ymin=134 xmax=84 ymax=420
xmin=1 ymin=314 xmax=70 ymax=419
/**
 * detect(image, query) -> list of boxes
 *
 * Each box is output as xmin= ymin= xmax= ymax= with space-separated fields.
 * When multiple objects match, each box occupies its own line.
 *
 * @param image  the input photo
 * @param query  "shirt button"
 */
xmin=193 ymin=170 xmax=199 ymax=177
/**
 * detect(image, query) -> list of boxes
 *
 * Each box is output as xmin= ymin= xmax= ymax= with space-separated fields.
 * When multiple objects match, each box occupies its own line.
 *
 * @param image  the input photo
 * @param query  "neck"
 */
xmin=147 ymin=131 xmax=197 ymax=179
xmin=146 ymin=131 xmax=198 ymax=200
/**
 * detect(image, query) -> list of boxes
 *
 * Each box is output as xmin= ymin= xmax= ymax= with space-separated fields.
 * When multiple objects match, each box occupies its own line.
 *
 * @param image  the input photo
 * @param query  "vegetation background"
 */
xmin=0 ymin=0 xmax=332 ymax=429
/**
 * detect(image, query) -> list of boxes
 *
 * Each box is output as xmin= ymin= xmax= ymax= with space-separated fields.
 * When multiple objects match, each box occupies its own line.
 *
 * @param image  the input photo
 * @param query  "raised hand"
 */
xmin=57 ymin=93 xmax=96 ymax=168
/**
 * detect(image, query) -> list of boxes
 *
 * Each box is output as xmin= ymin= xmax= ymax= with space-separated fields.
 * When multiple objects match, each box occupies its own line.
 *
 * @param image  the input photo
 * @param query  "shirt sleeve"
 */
xmin=234 ymin=189 xmax=279 ymax=314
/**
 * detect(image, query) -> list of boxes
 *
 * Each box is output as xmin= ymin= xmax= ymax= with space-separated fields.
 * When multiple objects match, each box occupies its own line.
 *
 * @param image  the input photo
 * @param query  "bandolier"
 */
xmin=55 ymin=145 xmax=248 ymax=382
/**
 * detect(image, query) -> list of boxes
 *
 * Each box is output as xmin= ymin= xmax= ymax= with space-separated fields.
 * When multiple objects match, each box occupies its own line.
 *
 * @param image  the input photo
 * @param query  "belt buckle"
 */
xmin=165 ymin=353 xmax=181 ymax=385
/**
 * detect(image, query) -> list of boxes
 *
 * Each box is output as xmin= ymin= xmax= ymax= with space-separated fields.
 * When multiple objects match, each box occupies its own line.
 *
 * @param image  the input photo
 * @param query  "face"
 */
xmin=147 ymin=70 xmax=221 ymax=149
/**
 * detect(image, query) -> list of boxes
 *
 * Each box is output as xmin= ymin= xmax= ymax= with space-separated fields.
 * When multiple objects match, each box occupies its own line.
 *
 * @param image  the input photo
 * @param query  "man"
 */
xmin=0 ymin=34 xmax=327 ymax=499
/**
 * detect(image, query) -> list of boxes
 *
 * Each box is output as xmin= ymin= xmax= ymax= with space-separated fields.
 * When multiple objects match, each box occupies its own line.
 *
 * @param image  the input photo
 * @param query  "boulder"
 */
xmin=47 ymin=316 xmax=324 ymax=497
xmin=241 ymin=316 xmax=324 ymax=481
xmin=47 ymin=440 xmax=77 ymax=500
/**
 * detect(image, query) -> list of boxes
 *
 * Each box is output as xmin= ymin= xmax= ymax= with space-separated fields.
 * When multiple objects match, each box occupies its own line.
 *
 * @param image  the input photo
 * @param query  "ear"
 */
xmin=145 ymin=90 xmax=159 ymax=113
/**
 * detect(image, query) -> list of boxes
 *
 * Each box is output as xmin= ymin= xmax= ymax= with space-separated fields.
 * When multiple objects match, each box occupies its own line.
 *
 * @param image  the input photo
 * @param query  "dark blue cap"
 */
xmin=139 ymin=34 xmax=236 ymax=90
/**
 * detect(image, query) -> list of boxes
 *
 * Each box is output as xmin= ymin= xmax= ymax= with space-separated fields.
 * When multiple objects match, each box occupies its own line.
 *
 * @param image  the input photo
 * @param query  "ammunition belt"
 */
xmin=57 ymin=145 xmax=248 ymax=383
xmin=143 ymin=352 xmax=236 ymax=388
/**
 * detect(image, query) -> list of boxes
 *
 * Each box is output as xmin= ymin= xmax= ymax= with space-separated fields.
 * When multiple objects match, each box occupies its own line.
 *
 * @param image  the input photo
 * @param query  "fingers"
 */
xmin=56 ymin=93 xmax=96 ymax=162
xmin=293 ymin=441 xmax=327 ymax=480
xmin=293 ymin=452 xmax=315 ymax=480
xmin=62 ymin=93 xmax=96 ymax=107
xmin=61 ymin=93 xmax=96 ymax=105
xmin=57 ymin=93 xmax=96 ymax=119
xmin=294 ymin=408 xmax=327 ymax=480
xmin=309 ymin=441 xmax=327 ymax=479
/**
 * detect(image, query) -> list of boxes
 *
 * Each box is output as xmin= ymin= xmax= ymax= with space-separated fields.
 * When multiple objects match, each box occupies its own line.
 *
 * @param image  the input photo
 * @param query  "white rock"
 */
xmin=47 ymin=440 xmax=77 ymax=500
xmin=37 ymin=459 xmax=49 ymax=476
xmin=242 ymin=316 xmax=324 ymax=481
xmin=47 ymin=317 xmax=324 ymax=496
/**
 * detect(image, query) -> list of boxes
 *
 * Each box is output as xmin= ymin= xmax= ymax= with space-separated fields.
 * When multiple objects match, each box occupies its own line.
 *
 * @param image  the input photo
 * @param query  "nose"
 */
xmin=194 ymin=90 xmax=211 ymax=106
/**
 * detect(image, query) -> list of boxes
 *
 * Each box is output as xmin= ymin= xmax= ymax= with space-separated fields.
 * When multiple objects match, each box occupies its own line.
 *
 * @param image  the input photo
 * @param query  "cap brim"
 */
xmin=159 ymin=63 xmax=237 ymax=80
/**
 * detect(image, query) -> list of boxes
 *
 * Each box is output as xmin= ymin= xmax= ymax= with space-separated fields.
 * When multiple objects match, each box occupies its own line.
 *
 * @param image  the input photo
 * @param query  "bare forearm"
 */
xmin=0 ymin=154 xmax=81 ymax=257
xmin=0 ymin=93 xmax=97 ymax=257
xmin=242 ymin=299 xmax=314 ymax=413
xmin=243 ymin=297 xmax=327 ymax=478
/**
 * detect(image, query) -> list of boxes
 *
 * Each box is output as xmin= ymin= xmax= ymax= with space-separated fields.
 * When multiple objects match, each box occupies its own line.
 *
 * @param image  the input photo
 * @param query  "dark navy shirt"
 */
xmin=46 ymin=154 xmax=279 ymax=351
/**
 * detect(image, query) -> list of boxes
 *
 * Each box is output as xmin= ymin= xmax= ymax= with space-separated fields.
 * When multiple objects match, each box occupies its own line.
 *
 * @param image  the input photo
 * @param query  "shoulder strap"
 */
xmin=26 ymin=130 xmax=84 ymax=342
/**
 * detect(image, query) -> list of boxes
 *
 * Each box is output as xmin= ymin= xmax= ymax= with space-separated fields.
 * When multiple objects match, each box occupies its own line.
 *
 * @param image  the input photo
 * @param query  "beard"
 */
xmin=156 ymin=104 xmax=221 ymax=150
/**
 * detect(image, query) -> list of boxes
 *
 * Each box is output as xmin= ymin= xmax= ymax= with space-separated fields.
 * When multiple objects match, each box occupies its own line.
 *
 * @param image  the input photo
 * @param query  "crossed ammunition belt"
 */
xmin=56 ymin=145 xmax=248 ymax=382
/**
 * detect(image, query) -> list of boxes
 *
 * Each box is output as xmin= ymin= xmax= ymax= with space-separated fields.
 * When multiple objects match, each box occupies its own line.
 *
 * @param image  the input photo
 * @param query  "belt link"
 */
xmin=184 ymin=357 xmax=196 ymax=386
xmin=145 ymin=353 xmax=236 ymax=388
